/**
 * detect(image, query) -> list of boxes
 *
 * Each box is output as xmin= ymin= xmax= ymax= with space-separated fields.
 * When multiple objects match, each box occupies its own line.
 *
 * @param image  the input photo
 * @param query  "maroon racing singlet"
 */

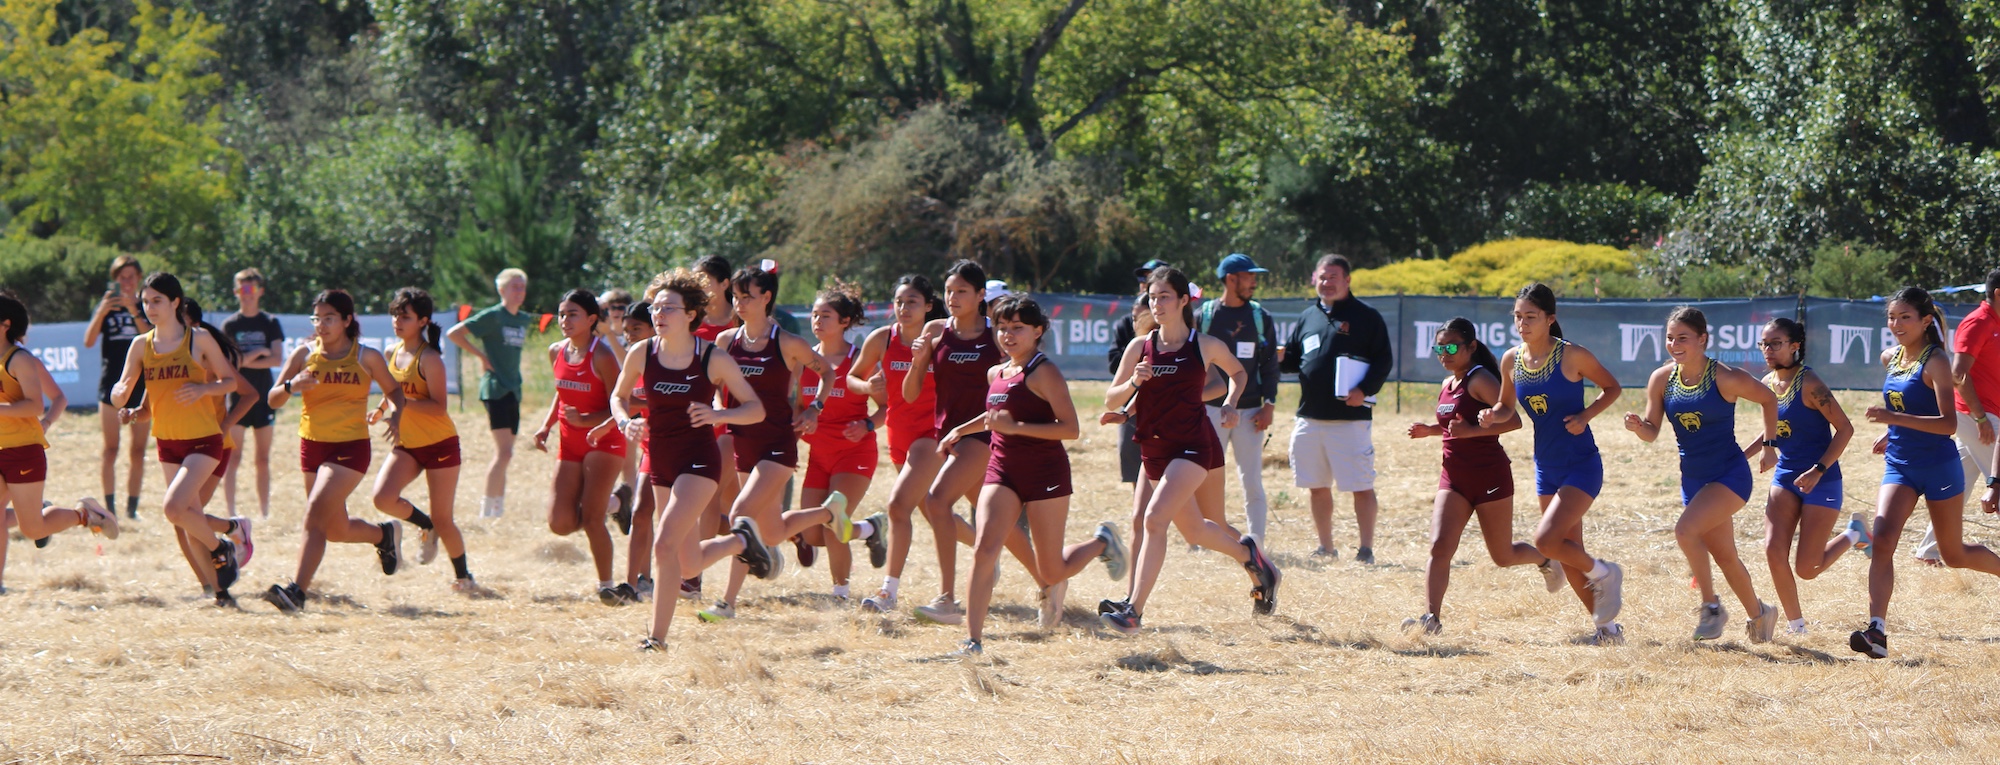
xmin=932 ymin=318 xmax=1004 ymax=443
xmin=1435 ymin=365 xmax=1513 ymax=501
xmin=725 ymin=324 xmax=798 ymax=471
xmin=1134 ymin=329 xmax=1222 ymax=480
xmin=644 ymin=338 xmax=722 ymax=485
xmin=983 ymin=353 xmax=1071 ymax=501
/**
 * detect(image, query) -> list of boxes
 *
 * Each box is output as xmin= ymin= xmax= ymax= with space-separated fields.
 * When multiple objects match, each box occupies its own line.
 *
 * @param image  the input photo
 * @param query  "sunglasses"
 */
xmin=1431 ymin=343 xmax=1461 ymax=356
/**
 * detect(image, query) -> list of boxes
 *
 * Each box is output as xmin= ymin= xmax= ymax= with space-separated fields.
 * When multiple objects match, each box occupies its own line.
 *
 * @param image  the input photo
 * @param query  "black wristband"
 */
xmin=1808 ymin=462 xmax=1825 ymax=474
xmin=282 ymin=380 xmax=293 ymax=393
xmin=1761 ymin=439 xmax=1778 ymax=448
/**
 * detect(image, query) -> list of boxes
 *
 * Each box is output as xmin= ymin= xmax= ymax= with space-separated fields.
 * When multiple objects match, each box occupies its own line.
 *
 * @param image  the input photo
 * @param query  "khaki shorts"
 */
xmin=1290 ymin=417 xmax=1375 ymax=492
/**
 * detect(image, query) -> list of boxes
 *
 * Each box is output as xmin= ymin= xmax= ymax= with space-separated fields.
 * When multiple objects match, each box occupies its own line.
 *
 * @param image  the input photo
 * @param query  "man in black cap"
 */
xmin=1281 ymin=253 xmax=1392 ymax=563
xmin=1109 ymin=259 xmax=1171 ymax=484
xmin=1201 ymin=254 xmax=1279 ymax=543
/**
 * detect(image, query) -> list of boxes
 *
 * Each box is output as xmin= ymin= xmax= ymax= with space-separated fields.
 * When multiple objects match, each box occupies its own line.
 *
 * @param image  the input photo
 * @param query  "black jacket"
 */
xmin=1281 ymin=295 xmax=1393 ymax=421
xmin=1108 ymin=313 xmax=1137 ymax=374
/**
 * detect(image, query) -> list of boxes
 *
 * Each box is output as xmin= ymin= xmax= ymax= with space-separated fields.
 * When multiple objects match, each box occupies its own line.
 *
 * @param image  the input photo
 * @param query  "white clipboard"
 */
xmin=1334 ymin=355 xmax=1376 ymax=407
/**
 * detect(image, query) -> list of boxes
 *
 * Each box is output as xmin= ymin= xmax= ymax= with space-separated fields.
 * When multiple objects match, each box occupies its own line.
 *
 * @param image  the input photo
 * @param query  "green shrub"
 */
xmin=1806 ymin=240 xmax=1901 ymax=299
xmin=0 ymin=237 xmax=136 ymax=322
xmin=1354 ymin=238 xmax=1642 ymax=296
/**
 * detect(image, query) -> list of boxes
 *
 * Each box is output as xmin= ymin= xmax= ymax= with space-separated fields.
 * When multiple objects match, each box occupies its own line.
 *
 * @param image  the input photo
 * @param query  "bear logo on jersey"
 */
xmin=1776 ymin=420 xmax=1792 ymax=439
xmin=1887 ymin=391 xmax=1905 ymax=411
xmin=1676 ymin=411 xmax=1703 ymax=431
xmin=1526 ymin=394 xmax=1549 ymax=416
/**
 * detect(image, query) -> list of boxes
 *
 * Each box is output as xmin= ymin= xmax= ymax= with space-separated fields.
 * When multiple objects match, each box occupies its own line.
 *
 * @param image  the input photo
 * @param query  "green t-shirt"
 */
xmin=464 ymin=303 xmax=534 ymax=400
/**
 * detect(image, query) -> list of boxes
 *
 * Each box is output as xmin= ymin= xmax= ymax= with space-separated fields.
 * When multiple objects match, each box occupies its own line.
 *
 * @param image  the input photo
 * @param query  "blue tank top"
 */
xmin=1774 ymin=368 xmax=1839 ymax=477
xmin=1664 ymin=359 xmax=1745 ymax=474
xmin=1513 ymin=339 xmax=1597 ymax=466
xmin=1884 ymin=345 xmax=1956 ymax=465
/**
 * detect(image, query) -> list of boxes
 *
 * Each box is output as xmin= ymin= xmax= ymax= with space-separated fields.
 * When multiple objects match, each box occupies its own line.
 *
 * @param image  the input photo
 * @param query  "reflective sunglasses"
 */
xmin=1431 ymin=343 xmax=1461 ymax=356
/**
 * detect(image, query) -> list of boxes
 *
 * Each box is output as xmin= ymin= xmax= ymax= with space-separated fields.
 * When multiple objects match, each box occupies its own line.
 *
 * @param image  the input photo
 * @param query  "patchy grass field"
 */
xmin=6 ymin=369 xmax=2000 ymax=763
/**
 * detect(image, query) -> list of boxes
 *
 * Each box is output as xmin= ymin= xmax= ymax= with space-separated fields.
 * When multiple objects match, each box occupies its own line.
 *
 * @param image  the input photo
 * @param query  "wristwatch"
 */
xmin=1761 ymin=439 xmax=1778 ymax=448
xmin=1986 ymin=475 xmax=1999 ymax=489
xmin=1808 ymin=462 xmax=1825 ymax=474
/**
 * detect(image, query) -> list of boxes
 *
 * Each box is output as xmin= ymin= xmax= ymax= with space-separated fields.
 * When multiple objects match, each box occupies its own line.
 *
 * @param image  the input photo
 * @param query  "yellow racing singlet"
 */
xmin=298 ymin=340 xmax=371 ymax=443
xmin=0 ymin=349 xmax=48 ymax=449
xmin=140 ymin=329 xmax=221 ymax=441
xmin=388 ymin=340 xmax=455 ymax=448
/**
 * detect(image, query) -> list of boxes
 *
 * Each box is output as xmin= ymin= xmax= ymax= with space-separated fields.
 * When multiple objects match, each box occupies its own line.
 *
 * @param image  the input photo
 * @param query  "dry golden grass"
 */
xmin=7 ymin=378 xmax=2000 ymax=764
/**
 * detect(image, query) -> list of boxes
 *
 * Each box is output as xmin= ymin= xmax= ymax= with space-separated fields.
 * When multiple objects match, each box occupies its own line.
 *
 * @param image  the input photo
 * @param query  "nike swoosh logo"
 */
xmin=1184 ymin=450 xmax=1198 ymax=455
xmin=685 ymin=374 xmax=699 ymax=380
xmin=17 ymin=469 xmax=29 ymax=476
xmin=974 ymin=344 xmax=987 ymax=349
xmin=1485 ymin=488 xmax=1498 ymax=495
xmin=770 ymin=451 xmax=784 ymax=456
xmin=691 ymin=464 xmax=705 ymax=469
xmin=1046 ymin=485 xmax=1060 ymax=492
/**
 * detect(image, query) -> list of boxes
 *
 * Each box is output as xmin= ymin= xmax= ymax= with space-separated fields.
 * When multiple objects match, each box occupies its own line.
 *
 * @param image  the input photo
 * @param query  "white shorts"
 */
xmin=1290 ymin=417 xmax=1375 ymax=491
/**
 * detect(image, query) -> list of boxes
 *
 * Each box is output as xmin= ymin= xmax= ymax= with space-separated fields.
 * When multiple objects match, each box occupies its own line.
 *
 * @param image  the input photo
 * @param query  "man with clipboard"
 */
xmin=1281 ymin=254 xmax=1393 ymax=563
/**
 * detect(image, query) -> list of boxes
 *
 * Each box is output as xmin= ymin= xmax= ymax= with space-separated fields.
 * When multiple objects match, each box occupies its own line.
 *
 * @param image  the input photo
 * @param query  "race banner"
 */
xmin=840 ymin=293 xmax=1950 ymax=390
xmin=27 ymin=312 xmax=463 ymax=410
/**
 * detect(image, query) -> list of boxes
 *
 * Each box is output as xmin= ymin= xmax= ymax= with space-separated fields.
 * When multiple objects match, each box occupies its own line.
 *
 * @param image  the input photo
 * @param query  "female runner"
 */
xmin=1756 ymin=317 xmax=1860 ymax=635
xmin=617 ymin=303 xmax=659 ymax=600
xmin=683 ymin=255 xmax=741 ymax=601
xmin=532 ymin=289 xmax=629 ymax=605
xmin=610 ymin=269 xmax=780 ymax=651
xmin=1402 ymin=318 xmax=1562 ymax=634
xmin=796 ymin=282 xmax=889 ymax=599
xmin=157 ymin=300 xmax=259 ymax=602
xmin=261 ymin=289 xmax=407 ymax=611
xmin=905 ymin=261 xmax=1044 ymax=625
xmin=369 ymin=288 xmax=477 ymax=592
xmin=0 ymin=292 xmax=120 ymax=592
xmin=1099 ymin=267 xmax=1278 ymax=635
xmin=1478 ymin=283 xmax=1627 ymax=644
xmin=112 ymin=275 xmax=247 ymax=594
xmin=849 ymin=274 xmax=948 ymax=613
xmin=1624 ymin=307 xmax=1779 ymax=643
xmin=950 ymin=295 xmax=1124 ymax=653
xmin=1851 ymin=288 xmax=2000 ymax=658
xmin=699 ymin=261 xmax=846 ymax=622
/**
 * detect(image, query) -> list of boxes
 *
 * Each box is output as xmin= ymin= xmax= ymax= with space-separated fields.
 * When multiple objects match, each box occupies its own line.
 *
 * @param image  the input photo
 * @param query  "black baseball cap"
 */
xmin=1133 ymin=259 xmax=1173 ymax=281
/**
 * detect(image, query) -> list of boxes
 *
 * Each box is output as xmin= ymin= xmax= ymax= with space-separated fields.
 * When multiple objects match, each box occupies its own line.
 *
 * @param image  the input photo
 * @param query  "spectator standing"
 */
xmin=1281 ymin=254 xmax=1393 ymax=562
xmin=84 ymin=254 xmax=153 ymax=520
xmin=221 ymin=268 xmax=284 ymax=519
xmin=1201 ymin=254 xmax=1279 ymax=543
xmin=1109 ymin=259 xmax=1171 ymax=485
xmin=447 ymin=268 xmax=535 ymax=518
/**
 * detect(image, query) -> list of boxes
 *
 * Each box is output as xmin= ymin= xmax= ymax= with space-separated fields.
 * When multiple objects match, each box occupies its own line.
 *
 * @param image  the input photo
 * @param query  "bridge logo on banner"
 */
xmin=1828 ymin=325 xmax=1874 ymax=365
xmin=1619 ymin=324 xmax=1664 ymax=363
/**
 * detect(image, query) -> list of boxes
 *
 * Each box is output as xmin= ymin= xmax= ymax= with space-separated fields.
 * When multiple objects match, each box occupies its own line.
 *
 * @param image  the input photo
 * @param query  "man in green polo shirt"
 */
xmin=448 ymin=268 xmax=534 ymax=518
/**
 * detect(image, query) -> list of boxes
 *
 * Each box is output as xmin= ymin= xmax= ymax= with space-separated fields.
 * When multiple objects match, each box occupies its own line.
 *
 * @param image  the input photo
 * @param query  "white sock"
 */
xmin=832 ymin=584 xmax=849 ymax=599
xmin=600 ymin=581 xmax=615 ymax=590
xmin=1870 ymin=617 xmax=1886 ymax=633
xmin=1588 ymin=560 xmax=1611 ymax=581
xmin=883 ymin=576 xmax=899 ymax=597
xmin=852 ymin=520 xmax=874 ymax=539
xmin=1789 ymin=618 xmax=1807 ymax=632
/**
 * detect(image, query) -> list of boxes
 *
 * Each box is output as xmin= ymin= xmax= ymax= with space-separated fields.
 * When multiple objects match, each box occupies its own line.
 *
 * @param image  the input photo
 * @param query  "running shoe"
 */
xmin=1355 ymin=546 xmax=1375 ymax=565
xmin=264 ymin=582 xmax=305 ymax=612
xmin=639 ymin=637 xmax=666 ymax=652
xmin=452 ymin=577 xmax=482 ymax=595
xmin=824 ymin=490 xmax=851 ymax=543
xmin=861 ymin=589 xmax=897 ymax=613
xmin=375 ymin=521 xmax=403 ymax=576
xmin=1096 ymin=522 xmax=1128 ymax=581
xmin=1785 ymin=619 xmax=1808 ymax=636
xmin=635 ymin=574 xmax=655 ymax=602
xmin=1310 ymin=547 xmax=1338 ymax=560
xmin=416 ymin=524 xmax=439 ymax=566
xmin=212 ymin=539 xmax=241 ymax=591
xmin=1848 ymin=513 xmax=1873 ymax=559
xmin=1241 ymin=535 xmax=1281 ymax=616
xmin=1097 ymin=598 xmax=1130 ymax=616
xmin=612 ymin=484 xmax=634 ymax=535
xmin=1039 ymin=579 xmax=1069 ymax=629
xmin=951 ymin=639 xmax=983 ymax=657
xmin=1592 ymin=623 xmax=1626 ymax=646
xmin=1100 ymin=604 xmax=1141 ymax=635
xmin=598 ymin=585 xmax=621 ymax=606
xmin=679 ymin=577 xmax=702 ymax=601
xmin=861 ymin=512 xmax=888 ymax=569
xmin=214 ymin=589 xmax=236 ymax=609
xmin=226 ymin=515 xmax=251 ymax=566
xmin=1746 ymin=601 xmax=1777 ymax=644
xmin=794 ymin=535 xmax=817 ymax=569
xmin=1693 ymin=601 xmax=1728 ymax=641
xmin=1402 ymin=613 xmax=1442 ymax=635
xmin=698 ymin=601 xmax=736 ymax=622
xmin=611 ymin=582 xmax=641 ymax=605
xmin=1539 ymin=558 xmax=1564 ymax=594
xmin=913 ymin=595 xmax=964 ymax=625
xmin=732 ymin=517 xmax=781 ymax=580
xmin=1588 ymin=560 xmax=1624 ymax=626
xmin=79 ymin=497 xmax=118 ymax=541
xmin=1914 ymin=525 xmax=1941 ymax=565
xmin=1850 ymin=624 xmax=1888 ymax=658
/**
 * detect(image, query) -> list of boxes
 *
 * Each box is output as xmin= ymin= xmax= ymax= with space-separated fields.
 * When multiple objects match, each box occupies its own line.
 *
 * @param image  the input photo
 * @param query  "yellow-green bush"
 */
xmin=1352 ymin=238 xmax=1639 ymax=297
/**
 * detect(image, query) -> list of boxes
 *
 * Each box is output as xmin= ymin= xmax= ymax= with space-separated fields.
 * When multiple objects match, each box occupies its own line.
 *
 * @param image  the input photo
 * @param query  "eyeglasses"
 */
xmin=1431 ymin=343 xmax=1460 ymax=356
xmin=1757 ymin=341 xmax=1794 ymax=350
xmin=654 ymin=304 xmax=687 ymax=315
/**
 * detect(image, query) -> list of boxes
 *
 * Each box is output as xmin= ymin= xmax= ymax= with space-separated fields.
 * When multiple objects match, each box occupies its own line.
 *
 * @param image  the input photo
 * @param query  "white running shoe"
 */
xmin=1746 ymin=601 xmax=1777 ymax=644
xmin=1693 ymin=601 xmax=1727 ymax=641
xmin=1588 ymin=561 xmax=1624 ymax=626
xmin=417 ymin=526 xmax=439 ymax=566
xmin=1402 ymin=613 xmax=1442 ymax=635
xmin=913 ymin=595 xmax=964 ymax=625
xmin=861 ymin=589 xmax=897 ymax=613
xmin=227 ymin=515 xmax=253 ymax=567
xmin=1539 ymin=558 xmax=1563 ymax=593
xmin=1593 ymin=623 xmax=1626 ymax=646
xmin=79 ymin=497 xmax=118 ymax=541
xmin=1096 ymin=522 xmax=1128 ymax=581
xmin=1039 ymin=579 xmax=1068 ymax=629
xmin=697 ymin=601 xmax=736 ymax=622
xmin=825 ymin=491 xmax=851 ymax=543
xmin=1914 ymin=525 xmax=1941 ymax=565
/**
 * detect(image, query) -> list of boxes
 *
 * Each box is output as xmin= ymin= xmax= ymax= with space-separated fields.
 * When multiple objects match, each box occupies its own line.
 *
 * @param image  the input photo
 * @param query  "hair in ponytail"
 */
xmin=1440 ymin=317 xmax=1499 ymax=374
xmin=1889 ymin=286 xmax=1947 ymax=350
xmin=1516 ymin=283 xmax=1563 ymax=339
xmin=1145 ymin=267 xmax=1197 ymax=329
xmin=1764 ymin=317 xmax=1806 ymax=369
xmin=391 ymin=287 xmax=442 ymax=352
xmin=896 ymin=273 xmax=948 ymax=322
xmin=182 ymin=299 xmax=241 ymax=368
xmin=943 ymin=260 xmax=989 ymax=317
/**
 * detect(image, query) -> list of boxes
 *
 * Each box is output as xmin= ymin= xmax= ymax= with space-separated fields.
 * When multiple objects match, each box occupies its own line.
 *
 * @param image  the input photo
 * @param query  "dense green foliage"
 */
xmin=3 ymin=0 xmax=1998 ymax=311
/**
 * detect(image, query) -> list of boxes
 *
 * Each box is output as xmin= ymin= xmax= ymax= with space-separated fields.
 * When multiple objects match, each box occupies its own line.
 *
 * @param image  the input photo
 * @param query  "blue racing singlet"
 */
xmin=1773 ymin=368 xmax=1838 ymax=477
xmin=1665 ymin=358 xmax=1752 ymax=503
xmin=1513 ymin=339 xmax=1597 ymax=466
xmin=1883 ymin=345 xmax=1956 ymax=466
